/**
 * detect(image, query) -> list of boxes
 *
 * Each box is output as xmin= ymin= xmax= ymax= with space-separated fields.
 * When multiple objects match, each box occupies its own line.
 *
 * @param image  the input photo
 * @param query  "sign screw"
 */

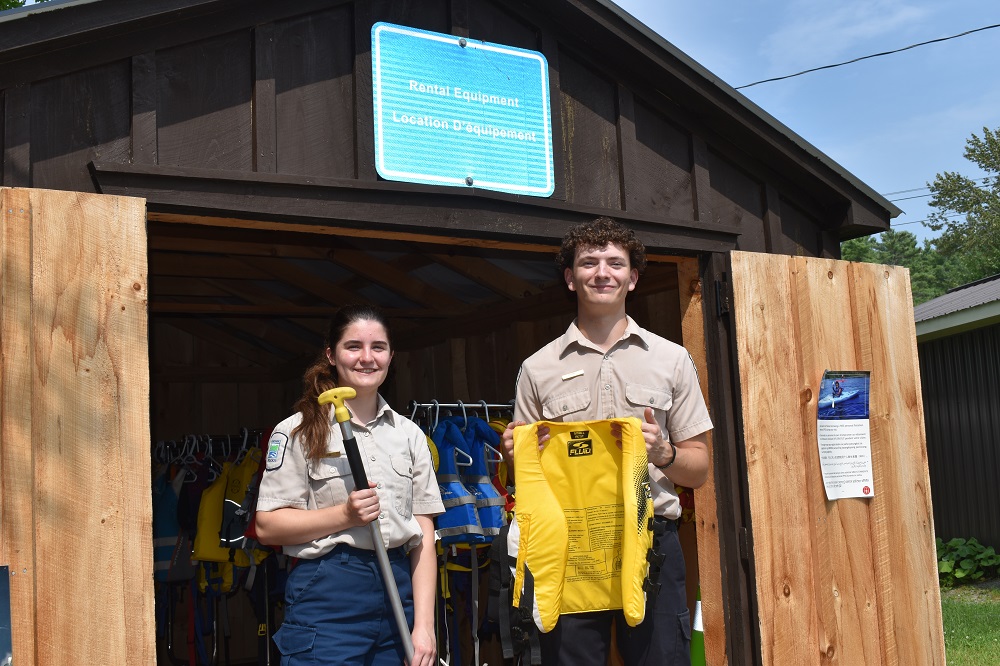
xmin=465 ymin=176 xmax=474 ymax=186
xmin=459 ymin=38 xmax=467 ymax=48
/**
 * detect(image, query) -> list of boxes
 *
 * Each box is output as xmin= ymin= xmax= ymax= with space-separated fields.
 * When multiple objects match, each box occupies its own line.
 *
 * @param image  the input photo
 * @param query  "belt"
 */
xmin=334 ymin=543 xmax=409 ymax=560
xmin=653 ymin=515 xmax=679 ymax=532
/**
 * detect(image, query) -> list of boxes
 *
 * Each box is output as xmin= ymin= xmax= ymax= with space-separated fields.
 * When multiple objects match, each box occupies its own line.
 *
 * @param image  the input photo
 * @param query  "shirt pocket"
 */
xmin=307 ymin=456 xmax=354 ymax=508
xmin=389 ymin=453 xmax=414 ymax=518
xmin=626 ymin=383 xmax=673 ymax=418
xmin=541 ymin=388 xmax=592 ymax=420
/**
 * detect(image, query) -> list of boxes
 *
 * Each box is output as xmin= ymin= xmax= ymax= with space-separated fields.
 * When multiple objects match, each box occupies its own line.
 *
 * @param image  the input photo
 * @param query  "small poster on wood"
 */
xmin=816 ymin=370 xmax=874 ymax=500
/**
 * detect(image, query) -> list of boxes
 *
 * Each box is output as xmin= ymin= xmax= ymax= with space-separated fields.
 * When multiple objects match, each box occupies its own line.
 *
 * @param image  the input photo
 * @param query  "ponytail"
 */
xmin=291 ymin=352 xmax=338 ymax=459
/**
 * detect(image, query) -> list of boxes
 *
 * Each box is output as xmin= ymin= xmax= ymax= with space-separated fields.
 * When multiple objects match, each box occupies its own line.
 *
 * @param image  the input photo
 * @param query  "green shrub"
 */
xmin=937 ymin=537 xmax=1000 ymax=589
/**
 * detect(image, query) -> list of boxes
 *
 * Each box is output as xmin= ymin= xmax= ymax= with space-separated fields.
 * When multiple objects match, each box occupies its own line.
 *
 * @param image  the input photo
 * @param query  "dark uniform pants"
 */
xmin=537 ymin=518 xmax=690 ymax=666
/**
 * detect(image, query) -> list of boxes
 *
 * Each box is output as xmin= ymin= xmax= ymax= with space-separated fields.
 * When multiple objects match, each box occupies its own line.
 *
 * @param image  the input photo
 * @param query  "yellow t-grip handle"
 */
xmin=318 ymin=387 xmax=357 ymax=424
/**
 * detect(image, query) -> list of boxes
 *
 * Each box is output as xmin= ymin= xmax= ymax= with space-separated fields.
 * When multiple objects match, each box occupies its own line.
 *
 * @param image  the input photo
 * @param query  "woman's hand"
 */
xmin=408 ymin=624 xmax=436 ymax=666
xmin=343 ymin=481 xmax=380 ymax=527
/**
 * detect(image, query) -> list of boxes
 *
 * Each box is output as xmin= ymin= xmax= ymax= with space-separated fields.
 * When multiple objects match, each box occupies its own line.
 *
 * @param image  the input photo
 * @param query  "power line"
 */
xmin=889 ymin=193 xmax=933 ymax=202
xmin=882 ymin=177 xmax=989 ymax=201
xmin=891 ymin=212 xmax=964 ymax=227
xmin=883 ymin=185 xmax=931 ymax=196
xmin=736 ymin=22 xmax=1000 ymax=90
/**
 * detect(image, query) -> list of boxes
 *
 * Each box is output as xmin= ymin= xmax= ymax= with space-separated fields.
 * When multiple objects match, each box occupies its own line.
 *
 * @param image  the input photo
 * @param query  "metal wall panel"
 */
xmin=919 ymin=323 xmax=1000 ymax=547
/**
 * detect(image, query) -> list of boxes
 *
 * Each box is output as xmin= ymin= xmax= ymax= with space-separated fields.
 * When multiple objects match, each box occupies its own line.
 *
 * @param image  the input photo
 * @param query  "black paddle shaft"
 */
xmin=341 ymin=434 xmax=371 ymax=491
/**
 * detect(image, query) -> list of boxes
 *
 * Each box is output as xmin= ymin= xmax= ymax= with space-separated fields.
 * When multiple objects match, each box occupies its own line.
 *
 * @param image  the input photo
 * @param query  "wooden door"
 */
xmin=0 ymin=188 xmax=153 ymax=665
xmin=730 ymin=250 xmax=944 ymax=665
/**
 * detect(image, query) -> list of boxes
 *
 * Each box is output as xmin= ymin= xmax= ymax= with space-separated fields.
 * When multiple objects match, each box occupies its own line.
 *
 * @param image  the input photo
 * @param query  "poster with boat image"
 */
xmin=817 ymin=370 xmax=874 ymax=500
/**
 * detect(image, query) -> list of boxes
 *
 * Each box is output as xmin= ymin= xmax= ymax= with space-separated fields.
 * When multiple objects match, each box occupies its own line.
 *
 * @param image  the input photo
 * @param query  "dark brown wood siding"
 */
xmin=272 ymin=7 xmax=356 ymax=178
xmin=778 ymin=198 xmax=823 ymax=257
xmin=30 ymin=62 xmax=132 ymax=191
xmin=707 ymin=148 xmax=767 ymax=251
xmin=558 ymin=49 xmax=621 ymax=209
xmin=156 ymin=31 xmax=254 ymax=170
xmin=630 ymin=97 xmax=694 ymax=219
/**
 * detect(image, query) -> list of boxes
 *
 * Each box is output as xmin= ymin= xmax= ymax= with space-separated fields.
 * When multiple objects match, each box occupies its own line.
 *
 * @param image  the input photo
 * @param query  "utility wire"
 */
xmin=889 ymin=193 xmax=934 ymax=202
xmin=883 ymin=178 xmax=989 ymax=202
xmin=883 ymin=186 xmax=931 ymax=196
xmin=891 ymin=212 xmax=964 ymax=227
xmin=736 ymin=22 xmax=1000 ymax=89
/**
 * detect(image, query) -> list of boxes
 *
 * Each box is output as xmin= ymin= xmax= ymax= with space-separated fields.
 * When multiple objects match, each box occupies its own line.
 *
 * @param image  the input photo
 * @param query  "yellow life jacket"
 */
xmin=512 ymin=418 xmax=653 ymax=632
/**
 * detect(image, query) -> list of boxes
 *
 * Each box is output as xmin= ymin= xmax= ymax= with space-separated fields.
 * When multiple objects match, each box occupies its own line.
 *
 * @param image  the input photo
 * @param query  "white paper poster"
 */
xmin=816 ymin=370 xmax=874 ymax=500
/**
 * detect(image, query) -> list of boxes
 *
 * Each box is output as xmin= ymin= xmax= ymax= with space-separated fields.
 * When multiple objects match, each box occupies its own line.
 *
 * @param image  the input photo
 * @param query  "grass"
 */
xmin=941 ymin=580 xmax=1000 ymax=665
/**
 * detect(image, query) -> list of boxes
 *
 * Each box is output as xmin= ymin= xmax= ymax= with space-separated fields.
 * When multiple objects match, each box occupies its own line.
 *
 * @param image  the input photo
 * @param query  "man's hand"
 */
xmin=501 ymin=420 xmax=550 ymax=465
xmin=642 ymin=407 xmax=675 ymax=468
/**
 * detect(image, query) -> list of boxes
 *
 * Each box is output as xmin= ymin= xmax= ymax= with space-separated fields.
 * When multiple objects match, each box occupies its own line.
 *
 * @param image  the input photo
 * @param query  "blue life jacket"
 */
xmin=152 ymin=471 xmax=181 ymax=582
xmin=458 ymin=417 xmax=507 ymax=538
xmin=432 ymin=420 xmax=487 ymax=544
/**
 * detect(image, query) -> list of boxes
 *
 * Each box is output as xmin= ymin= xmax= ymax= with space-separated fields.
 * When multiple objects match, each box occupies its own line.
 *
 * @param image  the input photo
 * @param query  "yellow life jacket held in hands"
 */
xmin=512 ymin=418 xmax=653 ymax=632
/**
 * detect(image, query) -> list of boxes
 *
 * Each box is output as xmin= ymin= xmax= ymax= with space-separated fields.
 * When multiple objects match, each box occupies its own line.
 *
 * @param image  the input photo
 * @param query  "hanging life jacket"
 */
xmin=487 ymin=418 xmax=516 ymax=515
xmin=431 ymin=420 xmax=486 ymax=545
xmin=512 ymin=418 xmax=654 ymax=632
xmin=454 ymin=416 xmax=507 ymax=538
xmin=153 ymin=469 xmax=186 ymax=582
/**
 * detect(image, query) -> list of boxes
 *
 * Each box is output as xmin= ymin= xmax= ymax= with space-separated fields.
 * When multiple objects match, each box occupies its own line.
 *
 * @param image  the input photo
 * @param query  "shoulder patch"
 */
xmin=265 ymin=432 xmax=288 ymax=471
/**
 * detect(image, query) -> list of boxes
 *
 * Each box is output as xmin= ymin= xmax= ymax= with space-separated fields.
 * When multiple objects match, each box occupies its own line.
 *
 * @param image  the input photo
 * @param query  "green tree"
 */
xmin=841 ymin=236 xmax=877 ymax=263
xmin=840 ymin=230 xmax=951 ymax=305
xmin=0 ymin=0 xmax=50 ymax=10
xmin=927 ymin=126 xmax=1000 ymax=282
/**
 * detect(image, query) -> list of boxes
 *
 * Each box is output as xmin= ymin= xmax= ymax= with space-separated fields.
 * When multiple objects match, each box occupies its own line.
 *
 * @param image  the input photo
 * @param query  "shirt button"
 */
xmin=649 ymin=398 xmax=654 ymax=404
xmin=605 ymin=354 xmax=611 ymax=360
xmin=562 ymin=405 xmax=568 ymax=411
xmin=363 ymin=432 xmax=371 ymax=437
xmin=377 ymin=482 xmax=383 ymax=489
xmin=370 ymin=455 xmax=376 ymax=461
xmin=604 ymin=384 xmax=611 ymax=390
xmin=379 ymin=512 xmax=386 ymax=520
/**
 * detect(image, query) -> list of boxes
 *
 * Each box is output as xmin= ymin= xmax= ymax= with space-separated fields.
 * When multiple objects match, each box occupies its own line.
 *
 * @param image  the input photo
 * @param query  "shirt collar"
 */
xmin=333 ymin=394 xmax=396 ymax=428
xmin=558 ymin=316 xmax=650 ymax=356
xmin=374 ymin=395 xmax=396 ymax=426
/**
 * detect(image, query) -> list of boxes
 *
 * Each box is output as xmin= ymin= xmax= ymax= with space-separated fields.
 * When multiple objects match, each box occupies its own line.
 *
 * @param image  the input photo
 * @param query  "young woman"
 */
xmin=255 ymin=304 xmax=444 ymax=666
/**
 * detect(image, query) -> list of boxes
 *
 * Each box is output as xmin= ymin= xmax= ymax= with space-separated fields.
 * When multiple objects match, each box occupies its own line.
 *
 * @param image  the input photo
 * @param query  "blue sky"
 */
xmin=611 ymin=0 xmax=1000 ymax=244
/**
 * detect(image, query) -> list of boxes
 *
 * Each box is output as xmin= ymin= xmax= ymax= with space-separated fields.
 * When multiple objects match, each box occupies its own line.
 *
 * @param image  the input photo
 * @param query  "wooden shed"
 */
xmin=0 ymin=0 xmax=944 ymax=664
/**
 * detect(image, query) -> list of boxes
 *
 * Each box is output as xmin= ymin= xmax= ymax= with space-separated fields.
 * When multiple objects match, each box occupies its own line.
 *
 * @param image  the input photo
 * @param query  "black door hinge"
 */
xmin=715 ymin=278 xmax=731 ymax=318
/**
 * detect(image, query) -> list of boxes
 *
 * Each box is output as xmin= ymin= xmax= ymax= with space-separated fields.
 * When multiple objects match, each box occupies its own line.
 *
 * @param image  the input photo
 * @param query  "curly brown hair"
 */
xmin=556 ymin=217 xmax=647 ymax=273
xmin=291 ymin=304 xmax=393 ymax=459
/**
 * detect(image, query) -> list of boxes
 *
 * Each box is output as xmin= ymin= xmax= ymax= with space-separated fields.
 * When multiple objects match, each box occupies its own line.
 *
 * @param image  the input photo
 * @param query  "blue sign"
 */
xmin=372 ymin=22 xmax=554 ymax=197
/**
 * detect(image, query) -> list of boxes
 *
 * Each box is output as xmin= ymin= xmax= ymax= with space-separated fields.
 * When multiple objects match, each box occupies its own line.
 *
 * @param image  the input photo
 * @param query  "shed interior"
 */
xmin=147 ymin=216 xmax=699 ymax=665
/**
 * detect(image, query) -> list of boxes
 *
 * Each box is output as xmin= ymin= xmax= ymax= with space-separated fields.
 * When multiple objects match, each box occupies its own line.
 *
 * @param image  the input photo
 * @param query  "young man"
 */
xmin=501 ymin=217 xmax=713 ymax=665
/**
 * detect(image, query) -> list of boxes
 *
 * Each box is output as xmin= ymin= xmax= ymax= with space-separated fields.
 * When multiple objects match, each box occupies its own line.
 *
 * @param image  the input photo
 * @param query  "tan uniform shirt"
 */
xmin=257 ymin=396 xmax=444 ymax=558
xmin=514 ymin=317 xmax=712 ymax=519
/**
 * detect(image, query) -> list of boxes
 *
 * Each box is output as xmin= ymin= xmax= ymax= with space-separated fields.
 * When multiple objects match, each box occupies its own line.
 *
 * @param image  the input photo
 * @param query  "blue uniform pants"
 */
xmin=273 ymin=545 xmax=413 ymax=666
